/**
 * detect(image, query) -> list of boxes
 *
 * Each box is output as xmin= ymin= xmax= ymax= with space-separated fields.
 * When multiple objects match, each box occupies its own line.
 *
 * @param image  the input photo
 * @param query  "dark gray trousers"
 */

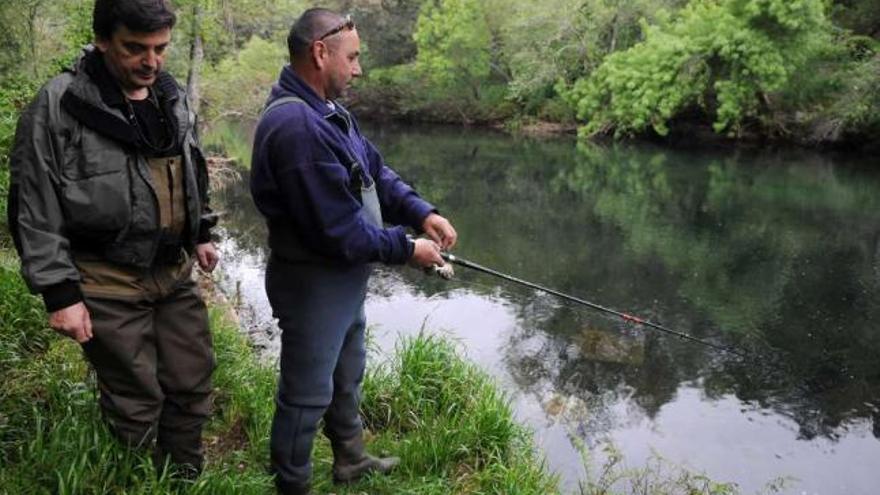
xmin=266 ymin=256 xmax=372 ymax=486
xmin=80 ymin=264 xmax=214 ymax=470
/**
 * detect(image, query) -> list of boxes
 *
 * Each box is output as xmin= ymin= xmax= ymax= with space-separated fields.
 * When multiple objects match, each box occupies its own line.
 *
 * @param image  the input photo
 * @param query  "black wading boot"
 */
xmin=275 ymin=478 xmax=313 ymax=495
xmin=331 ymin=435 xmax=400 ymax=483
xmin=154 ymin=427 xmax=204 ymax=481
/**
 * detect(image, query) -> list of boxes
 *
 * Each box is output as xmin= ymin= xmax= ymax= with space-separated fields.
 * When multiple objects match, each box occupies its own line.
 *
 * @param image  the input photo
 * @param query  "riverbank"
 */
xmin=0 ymin=244 xmax=559 ymax=494
xmin=347 ymin=96 xmax=879 ymax=152
xmin=344 ymin=61 xmax=879 ymax=153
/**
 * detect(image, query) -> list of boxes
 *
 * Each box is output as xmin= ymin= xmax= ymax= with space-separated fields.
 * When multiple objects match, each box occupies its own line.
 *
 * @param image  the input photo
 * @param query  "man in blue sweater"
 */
xmin=250 ymin=8 xmax=457 ymax=495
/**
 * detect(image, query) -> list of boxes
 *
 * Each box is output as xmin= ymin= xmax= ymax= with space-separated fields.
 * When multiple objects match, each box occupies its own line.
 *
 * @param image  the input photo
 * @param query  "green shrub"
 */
xmin=200 ymin=36 xmax=287 ymax=124
xmin=562 ymin=0 xmax=833 ymax=137
xmin=831 ymin=51 xmax=880 ymax=137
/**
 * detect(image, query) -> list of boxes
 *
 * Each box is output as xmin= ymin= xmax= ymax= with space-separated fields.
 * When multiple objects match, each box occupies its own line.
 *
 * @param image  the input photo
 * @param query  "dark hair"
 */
xmin=92 ymin=0 xmax=177 ymax=40
xmin=287 ymin=8 xmax=352 ymax=60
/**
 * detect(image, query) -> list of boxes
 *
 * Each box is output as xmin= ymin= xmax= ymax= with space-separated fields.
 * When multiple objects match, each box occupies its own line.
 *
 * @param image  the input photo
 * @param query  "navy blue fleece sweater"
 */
xmin=250 ymin=66 xmax=435 ymax=265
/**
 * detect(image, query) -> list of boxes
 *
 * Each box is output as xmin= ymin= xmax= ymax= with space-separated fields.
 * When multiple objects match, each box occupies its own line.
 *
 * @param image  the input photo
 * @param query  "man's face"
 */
xmin=322 ymin=28 xmax=362 ymax=100
xmin=95 ymin=26 xmax=171 ymax=94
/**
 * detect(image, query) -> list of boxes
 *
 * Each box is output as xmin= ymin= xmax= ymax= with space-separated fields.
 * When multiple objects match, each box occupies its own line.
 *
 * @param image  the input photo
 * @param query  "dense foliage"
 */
xmin=200 ymin=36 xmax=287 ymax=122
xmin=350 ymin=0 xmax=879 ymax=145
xmin=560 ymin=0 xmax=879 ymax=141
xmin=0 ymin=0 xmax=877 ymax=153
xmin=414 ymin=0 xmax=492 ymax=101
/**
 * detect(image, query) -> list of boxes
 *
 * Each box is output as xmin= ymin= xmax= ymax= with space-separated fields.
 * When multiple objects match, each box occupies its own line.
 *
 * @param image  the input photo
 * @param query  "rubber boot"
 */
xmin=331 ymin=435 xmax=400 ymax=483
xmin=275 ymin=478 xmax=313 ymax=495
xmin=155 ymin=427 xmax=204 ymax=480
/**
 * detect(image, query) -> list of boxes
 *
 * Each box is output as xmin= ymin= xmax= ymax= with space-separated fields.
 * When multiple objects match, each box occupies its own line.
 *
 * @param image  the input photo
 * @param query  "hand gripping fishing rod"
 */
xmin=440 ymin=252 xmax=746 ymax=359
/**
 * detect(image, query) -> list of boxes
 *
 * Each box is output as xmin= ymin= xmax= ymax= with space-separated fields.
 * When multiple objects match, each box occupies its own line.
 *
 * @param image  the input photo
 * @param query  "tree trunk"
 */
xmin=186 ymin=3 xmax=204 ymax=118
xmin=609 ymin=13 xmax=618 ymax=54
xmin=27 ymin=2 xmax=41 ymax=78
xmin=223 ymin=0 xmax=236 ymax=48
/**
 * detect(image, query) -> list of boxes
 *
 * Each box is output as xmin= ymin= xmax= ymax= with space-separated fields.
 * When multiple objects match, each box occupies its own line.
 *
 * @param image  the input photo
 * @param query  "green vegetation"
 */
xmin=560 ymin=0 xmax=880 ymax=141
xmin=362 ymin=333 xmax=556 ymax=493
xmin=1 ymin=0 xmax=876 ymax=146
xmin=0 ymin=258 xmax=560 ymax=493
xmin=200 ymin=36 xmax=287 ymax=123
xmin=563 ymin=0 xmax=829 ymax=136
xmin=349 ymin=0 xmax=878 ymax=145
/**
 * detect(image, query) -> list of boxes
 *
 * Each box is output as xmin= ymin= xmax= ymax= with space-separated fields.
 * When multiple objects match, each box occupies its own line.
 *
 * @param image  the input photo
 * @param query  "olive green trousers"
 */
xmin=78 ymin=256 xmax=214 ymax=472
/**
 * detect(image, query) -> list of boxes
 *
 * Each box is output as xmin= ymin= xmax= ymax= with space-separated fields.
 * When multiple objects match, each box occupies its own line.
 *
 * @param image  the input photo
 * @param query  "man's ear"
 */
xmin=311 ymin=41 xmax=328 ymax=70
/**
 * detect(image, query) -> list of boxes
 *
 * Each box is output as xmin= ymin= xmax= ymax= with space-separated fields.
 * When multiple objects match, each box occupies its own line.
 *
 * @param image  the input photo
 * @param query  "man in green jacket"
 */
xmin=7 ymin=0 xmax=218 ymax=477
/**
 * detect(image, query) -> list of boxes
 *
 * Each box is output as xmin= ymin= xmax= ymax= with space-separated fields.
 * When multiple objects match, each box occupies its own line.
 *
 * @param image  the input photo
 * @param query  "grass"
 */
xmin=0 ymin=251 xmax=49 ymax=375
xmin=361 ymin=333 xmax=557 ymax=494
xmin=578 ymin=443 xmax=758 ymax=495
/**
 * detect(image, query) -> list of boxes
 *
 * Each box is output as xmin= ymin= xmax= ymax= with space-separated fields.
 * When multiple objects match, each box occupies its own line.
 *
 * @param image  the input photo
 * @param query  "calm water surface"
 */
xmin=208 ymin=122 xmax=880 ymax=494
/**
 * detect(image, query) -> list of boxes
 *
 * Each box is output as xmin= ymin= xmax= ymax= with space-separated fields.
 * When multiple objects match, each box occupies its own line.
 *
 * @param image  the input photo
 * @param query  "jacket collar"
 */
xmin=79 ymin=46 xmax=180 ymax=108
xmin=273 ymin=65 xmax=353 ymax=132
xmin=61 ymin=46 xmax=182 ymax=149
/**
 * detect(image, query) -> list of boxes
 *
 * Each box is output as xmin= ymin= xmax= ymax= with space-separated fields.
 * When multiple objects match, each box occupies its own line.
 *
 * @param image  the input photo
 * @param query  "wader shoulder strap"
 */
xmin=261 ymin=96 xmax=307 ymax=118
xmin=264 ymin=96 xmax=363 ymax=181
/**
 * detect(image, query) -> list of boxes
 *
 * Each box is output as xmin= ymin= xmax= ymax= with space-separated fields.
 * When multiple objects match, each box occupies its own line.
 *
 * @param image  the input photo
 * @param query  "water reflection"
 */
xmin=210 ymin=122 xmax=880 ymax=494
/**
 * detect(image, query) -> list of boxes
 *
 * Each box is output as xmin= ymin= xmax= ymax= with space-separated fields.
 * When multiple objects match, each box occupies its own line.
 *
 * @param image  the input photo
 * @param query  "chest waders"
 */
xmin=147 ymin=155 xmax=187 ymax=238
xmin=74 ymin=154 xmax=213 ymax=477
xmin=261 ymin=97 xmax=390 ymax=491
xmin=75 ymin=154 xmax=192 ymax=299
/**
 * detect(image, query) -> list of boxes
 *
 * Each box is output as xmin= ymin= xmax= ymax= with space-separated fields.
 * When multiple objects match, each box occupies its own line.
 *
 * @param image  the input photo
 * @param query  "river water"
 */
xmin=208 ymin=122 xmax=880 ymax=494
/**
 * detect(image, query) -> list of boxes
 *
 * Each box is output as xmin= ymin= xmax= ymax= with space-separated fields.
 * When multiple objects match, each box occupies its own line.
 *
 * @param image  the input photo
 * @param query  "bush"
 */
xmin=200 ymin=36 xmax=287 ymax=124
xmin=830 ymin=50 xmax=880 ymax=139
xmin=562 ymin=0 xmax=833 ymax=138
xmin=352 ymin=63 xmax=514 ymax=124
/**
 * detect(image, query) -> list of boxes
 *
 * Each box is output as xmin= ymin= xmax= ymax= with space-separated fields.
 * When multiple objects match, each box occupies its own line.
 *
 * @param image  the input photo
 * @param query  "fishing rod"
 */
xmin=440 ymin=252 xmax=747 ymax=359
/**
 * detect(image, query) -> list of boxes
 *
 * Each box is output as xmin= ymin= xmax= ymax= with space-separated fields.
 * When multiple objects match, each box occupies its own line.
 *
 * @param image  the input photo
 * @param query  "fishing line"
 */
xmin=441 ymin=252 xmax=749 ymax=359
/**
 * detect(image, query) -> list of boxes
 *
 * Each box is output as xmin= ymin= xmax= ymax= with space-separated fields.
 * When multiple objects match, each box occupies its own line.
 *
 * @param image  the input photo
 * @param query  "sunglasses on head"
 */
xmin=316 ymin=14 xmax=355 ymax=41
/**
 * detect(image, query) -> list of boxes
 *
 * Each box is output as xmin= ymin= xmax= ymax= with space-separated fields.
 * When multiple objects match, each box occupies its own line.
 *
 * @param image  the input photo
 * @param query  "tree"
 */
xmin=200 ymin=36 xmax=287 ymax=122
xmin=346 ymin=0 xmax=427 ymax=69
xmin=501 ymin=0 xmax=685 ymax=116
xmin=180 ymin=0 xmax=207 ymax=115
xmin=413 ymin=0 xmax=492 ymax=101
xmin=562 ymin=0 xmax=833 ymax=137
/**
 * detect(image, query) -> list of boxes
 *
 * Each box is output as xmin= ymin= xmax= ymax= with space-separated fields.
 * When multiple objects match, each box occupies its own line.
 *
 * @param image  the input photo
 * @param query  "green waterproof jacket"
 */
xmin=7 ymin=48 xmax=215 ymax=312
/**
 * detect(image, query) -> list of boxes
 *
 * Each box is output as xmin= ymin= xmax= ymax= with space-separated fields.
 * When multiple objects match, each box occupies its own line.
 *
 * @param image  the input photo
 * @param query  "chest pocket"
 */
xmin=61 ymin=123 xmax=129 ymax=178
xmin=59 ymin=124 xmax=132 ymax=235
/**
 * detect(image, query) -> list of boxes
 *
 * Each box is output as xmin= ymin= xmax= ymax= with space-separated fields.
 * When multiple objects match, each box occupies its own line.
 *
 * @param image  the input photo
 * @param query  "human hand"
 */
xmin=48 ymin=302 xmax=93 ymax=343
xmin=195 ymin=243 xmax=219 ymax=272
xmin=421 ymin=213 xmax=457 ymax=250
xmin=409 ymin=238 xmax=444 ymax=269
